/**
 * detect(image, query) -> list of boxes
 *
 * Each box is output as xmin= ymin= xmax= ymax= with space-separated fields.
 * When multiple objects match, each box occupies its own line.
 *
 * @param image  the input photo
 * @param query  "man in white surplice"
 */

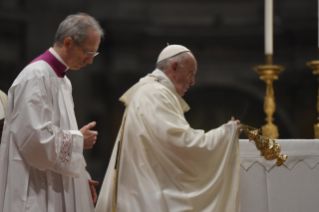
xmin=96 ymin=45 xmax=242 ymax=212
xmin=0 ymin=13 xmax=103 ymax=212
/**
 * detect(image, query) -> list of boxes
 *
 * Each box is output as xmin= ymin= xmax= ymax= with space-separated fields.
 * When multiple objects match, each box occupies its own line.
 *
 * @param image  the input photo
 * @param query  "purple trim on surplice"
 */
xmin=29 ymin=50 xmax=67 ymax=78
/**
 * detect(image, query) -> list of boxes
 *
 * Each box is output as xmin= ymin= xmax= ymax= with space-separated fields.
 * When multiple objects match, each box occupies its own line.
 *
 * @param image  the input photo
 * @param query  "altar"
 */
xmin=239 ymin=139 xmax=319 ymax=212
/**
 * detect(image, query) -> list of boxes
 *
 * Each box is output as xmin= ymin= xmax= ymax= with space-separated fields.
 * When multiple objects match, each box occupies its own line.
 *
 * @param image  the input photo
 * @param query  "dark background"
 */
xmin=0 ymin=0 xmax=318 ymax=194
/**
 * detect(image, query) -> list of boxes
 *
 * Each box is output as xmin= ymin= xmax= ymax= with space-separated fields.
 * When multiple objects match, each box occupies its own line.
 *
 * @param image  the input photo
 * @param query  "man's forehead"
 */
xmin=190 ymin=58 xmax=197 ymax=73
xmin=82 ymin=31 xmax=100 ymax=50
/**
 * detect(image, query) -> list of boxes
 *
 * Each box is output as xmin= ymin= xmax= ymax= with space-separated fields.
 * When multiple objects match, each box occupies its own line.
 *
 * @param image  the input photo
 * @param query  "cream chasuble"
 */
xmin=96 ymin=69 xmax=241 ymax=212
xmin=0 ymin=48 xmax=94 ymax=212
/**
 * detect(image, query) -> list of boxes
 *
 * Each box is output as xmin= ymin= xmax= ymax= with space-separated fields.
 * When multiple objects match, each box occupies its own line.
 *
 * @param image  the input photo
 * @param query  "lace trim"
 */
xmin=56 ymin=130 xmax=73 ymax=171
xmin=240 ymin=156 xmax=319 ymax=171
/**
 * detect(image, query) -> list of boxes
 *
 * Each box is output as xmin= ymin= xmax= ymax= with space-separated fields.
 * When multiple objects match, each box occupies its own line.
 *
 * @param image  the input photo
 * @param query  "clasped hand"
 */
xmin=231 ymin=116 xmax=242 ymax=133
xmin=80 ymin=121 xmax=98 ymax=149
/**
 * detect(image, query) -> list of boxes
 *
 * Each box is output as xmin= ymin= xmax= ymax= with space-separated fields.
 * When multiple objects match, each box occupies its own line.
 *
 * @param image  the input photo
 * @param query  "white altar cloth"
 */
xmin=239 ymin=139 xmax=319 ymax=212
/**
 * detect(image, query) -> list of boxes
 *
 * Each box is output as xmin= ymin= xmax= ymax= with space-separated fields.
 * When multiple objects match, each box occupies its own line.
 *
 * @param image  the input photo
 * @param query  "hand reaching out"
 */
xmin=231 ymin=116 xmax=242 ymax=134
xmin=80 ymin=121 xmax=98 ymax=149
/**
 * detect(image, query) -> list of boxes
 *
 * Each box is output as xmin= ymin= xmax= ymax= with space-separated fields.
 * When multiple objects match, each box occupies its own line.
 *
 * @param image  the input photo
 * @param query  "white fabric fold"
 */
xmin=0 ymin=59 xmax=92 ymax=212
xmin=96 ymin=70 xmax=240 ymax=212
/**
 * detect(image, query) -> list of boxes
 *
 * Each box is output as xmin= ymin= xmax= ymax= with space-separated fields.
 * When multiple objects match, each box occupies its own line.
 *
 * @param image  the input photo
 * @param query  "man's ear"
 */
xmin=170 ymin=61 xmax=179 ymax=76
xmin=63 ymin=37 xmax=73 ymax=49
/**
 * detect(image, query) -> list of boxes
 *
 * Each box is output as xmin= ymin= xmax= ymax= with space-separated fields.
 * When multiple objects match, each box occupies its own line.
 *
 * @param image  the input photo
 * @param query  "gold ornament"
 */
xmin=242 ymin=124 xmax=287 ymax=166
xmin=253 ymin=54 xmax=284 ymax=138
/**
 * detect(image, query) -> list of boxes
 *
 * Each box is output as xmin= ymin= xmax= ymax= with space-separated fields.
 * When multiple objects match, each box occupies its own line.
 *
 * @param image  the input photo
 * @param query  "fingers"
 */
xmin=82 ymin=122 xmax=98 ymax=149
xmin=231 ymin=117 xmax=241 ymax=125
xmin=93 ymin=191 xmax=97 ymax=204
xmin=89 ymin=179 xmax=100 ymax=186
xmin=85 ymin=130 xmax=96 ymax=147
xmin=88 ymin=121 xmax=96 ymax=129
xmin=80 ymin=122 xmax=97 ymax=134
xmin=84 ymin=136 xmax=97 ymax=149
xmin=85 ymin=130 xmax=98 ymax=138
xmin=237 ymin=123 xmax=243 ymax=134
xmin=230 ymin=117 xmax=243 ymax=134
xmin=90 ymin=184 xmax=97 ymax=204
xmin=84 ymin=139 xmax=96 ymax=149
xmin=79 ymin=125 xmax=88 ymax=135
xmin=88 ymin=180 xmax=99 ymax=204
xmin=230 ymin=117 xmax=240 ymax=125
xmin=84 ymin=140 xmax=96 ymax=149
xmin=90 ymin=130 xmax=98 ymax=136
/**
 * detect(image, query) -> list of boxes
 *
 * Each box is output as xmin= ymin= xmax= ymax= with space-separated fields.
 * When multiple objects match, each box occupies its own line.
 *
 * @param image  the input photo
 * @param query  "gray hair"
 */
xmin=156 ymin=52 xmax=190 ymax=71
xmin=54 ymin=13 xmax=104 ymax=47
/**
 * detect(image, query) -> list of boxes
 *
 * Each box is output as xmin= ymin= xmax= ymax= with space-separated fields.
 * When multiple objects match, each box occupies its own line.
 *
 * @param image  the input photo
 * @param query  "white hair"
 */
xmin=54 ymin=13 xmax=104 ymax=46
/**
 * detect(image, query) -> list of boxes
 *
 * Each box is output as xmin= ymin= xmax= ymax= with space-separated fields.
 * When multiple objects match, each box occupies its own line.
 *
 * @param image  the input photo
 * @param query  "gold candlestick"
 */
xmin=253 ymin=54 xmax=285 ymax=139
xmin=306 ymin=57 xmax=319 ymax=138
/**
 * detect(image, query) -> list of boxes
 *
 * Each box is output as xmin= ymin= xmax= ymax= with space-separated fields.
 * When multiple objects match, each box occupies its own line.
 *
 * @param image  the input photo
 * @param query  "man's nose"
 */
xmin=86 ymin=56 xmax=94 ymax=64
xmin=190 ymin=78 xmax=195 ymax=85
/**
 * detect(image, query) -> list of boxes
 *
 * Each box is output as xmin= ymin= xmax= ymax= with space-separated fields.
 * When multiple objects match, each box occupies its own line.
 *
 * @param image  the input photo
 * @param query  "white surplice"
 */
xmin=0 ymin=104 xmax=4 ymax=120
xmin=96 ymin=69 xmax=241 ymax=212
xmin=0 ymin=48 xmax=94 ymax=212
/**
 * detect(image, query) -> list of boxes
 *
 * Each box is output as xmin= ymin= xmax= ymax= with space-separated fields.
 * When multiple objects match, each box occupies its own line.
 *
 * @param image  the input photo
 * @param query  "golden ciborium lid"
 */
xmin=241 ymin=124 xmax=287 ymax=166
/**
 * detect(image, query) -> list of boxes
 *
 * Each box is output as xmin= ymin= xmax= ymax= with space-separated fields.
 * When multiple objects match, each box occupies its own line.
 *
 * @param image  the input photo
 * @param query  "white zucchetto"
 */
xmin=156 ymin=44 xmax=190 ymax=64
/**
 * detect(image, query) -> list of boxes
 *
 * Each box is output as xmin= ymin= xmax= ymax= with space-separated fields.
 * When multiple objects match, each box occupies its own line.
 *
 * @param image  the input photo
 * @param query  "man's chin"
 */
xmin=179 ymin=92 xmax=185 ymax=97
xmin=70 ymin=66 xmax=81 ymax=70
xmin=182 ymin=90 xmax=189 ymax=96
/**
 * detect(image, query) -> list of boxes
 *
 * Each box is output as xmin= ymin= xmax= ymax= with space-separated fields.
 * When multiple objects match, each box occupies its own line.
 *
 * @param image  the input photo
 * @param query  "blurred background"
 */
xmin=0 ymin=0 xmax=318 ymax=194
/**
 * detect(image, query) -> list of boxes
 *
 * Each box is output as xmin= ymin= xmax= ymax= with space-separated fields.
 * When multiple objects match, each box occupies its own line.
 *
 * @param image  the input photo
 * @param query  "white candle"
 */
xmin=265 ymin=0 xmax=273 ymax=54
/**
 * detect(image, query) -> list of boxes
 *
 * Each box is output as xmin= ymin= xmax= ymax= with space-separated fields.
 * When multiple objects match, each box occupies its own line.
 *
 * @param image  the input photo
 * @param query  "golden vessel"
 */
xmin=242 ymin=124 xmax=287 ymax=166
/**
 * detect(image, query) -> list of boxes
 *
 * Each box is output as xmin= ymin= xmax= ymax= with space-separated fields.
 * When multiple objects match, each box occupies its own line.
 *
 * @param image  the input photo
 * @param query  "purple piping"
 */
xmin=30 ymin=50 xmax=67 ymax=78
